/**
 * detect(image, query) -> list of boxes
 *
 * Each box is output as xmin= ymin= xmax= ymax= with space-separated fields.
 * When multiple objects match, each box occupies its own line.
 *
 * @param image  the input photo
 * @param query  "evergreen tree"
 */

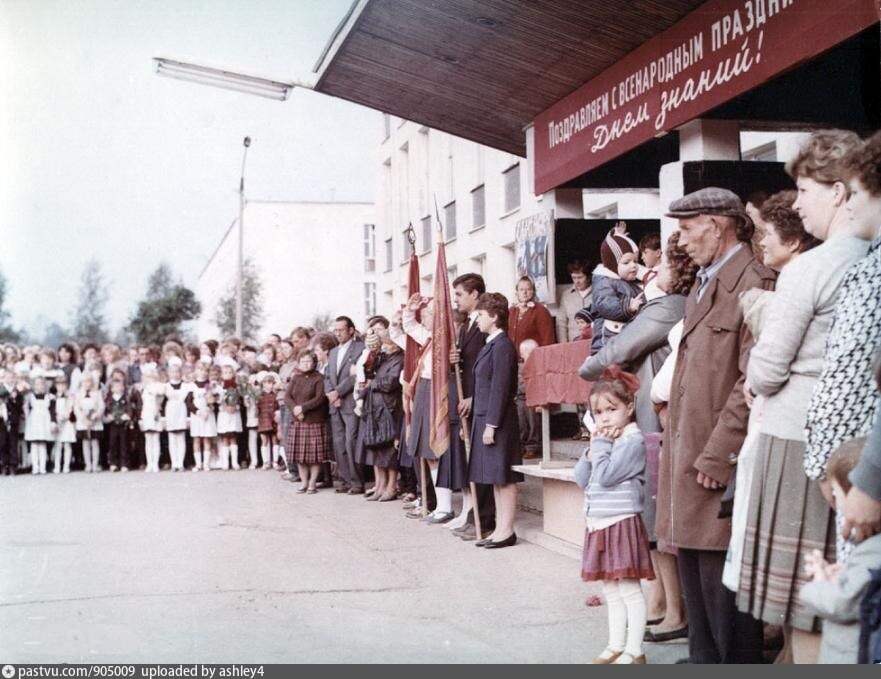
xmin=128 ymin=263 xmax=201 ymax=346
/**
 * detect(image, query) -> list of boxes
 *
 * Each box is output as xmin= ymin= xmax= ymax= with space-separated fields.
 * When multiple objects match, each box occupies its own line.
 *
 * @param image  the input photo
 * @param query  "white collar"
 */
xmin=485 ymin=329 xmax=504 ymax=344
xmin=468 ymin=310 xmax=479 ymax=323
xmin=338 ymin=338 xmax=353 ymax=352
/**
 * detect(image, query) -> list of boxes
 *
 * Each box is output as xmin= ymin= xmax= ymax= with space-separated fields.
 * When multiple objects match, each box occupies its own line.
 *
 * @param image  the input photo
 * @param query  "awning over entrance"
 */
xmin=314 ymin=0 xmax=705 ymax=156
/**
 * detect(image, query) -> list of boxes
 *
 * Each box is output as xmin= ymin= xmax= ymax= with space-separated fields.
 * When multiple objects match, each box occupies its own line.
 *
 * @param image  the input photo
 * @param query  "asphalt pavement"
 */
xmin=0 ymin=470 xmax=686 ymax=664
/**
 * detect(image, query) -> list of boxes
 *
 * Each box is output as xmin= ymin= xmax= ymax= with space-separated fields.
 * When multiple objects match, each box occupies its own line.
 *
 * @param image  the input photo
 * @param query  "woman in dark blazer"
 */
xmin=469 ymin=292 xmax=523 ymax=549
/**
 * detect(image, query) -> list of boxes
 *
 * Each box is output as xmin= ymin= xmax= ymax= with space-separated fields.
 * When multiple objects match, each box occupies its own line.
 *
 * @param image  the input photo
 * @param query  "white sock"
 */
xmin=63 ymin=443 xmax=71 ymax=472
xmin=194 ymin=449 xmax=202 ymax=470
xmin=435 ymin=487 xmax=453 ymax=514
xmin=30 ymin=444 xmax=38 ymax=474
xmin=618 ymin=579 xmax=647 ymax=657
xmin=230 ymin=443 xmax=239 ymax=469
xmin=219 ymin=443 xmax=229 ymax=470
xmin=603 ymin=580 xmax=627 ymax=653
xmin=82 ymin=438 xmax=92 ymax=472
xmin=248 ymin=430 xmax=258 ymax=467
xmin=41 ymin=443 xmax=48 ymax=473
xmin=448 ymin=488 xmax=472 ymax=529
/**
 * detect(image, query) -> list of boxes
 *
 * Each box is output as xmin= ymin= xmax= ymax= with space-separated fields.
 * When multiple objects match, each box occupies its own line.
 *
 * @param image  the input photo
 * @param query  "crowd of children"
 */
xmin=0 ymin=338 xmax=295 ymax=475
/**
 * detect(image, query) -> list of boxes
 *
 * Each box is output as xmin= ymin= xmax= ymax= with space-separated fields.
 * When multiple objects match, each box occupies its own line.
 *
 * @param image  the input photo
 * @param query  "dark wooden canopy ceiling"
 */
xmin=314 ymin=0 xmax=705 ymax=156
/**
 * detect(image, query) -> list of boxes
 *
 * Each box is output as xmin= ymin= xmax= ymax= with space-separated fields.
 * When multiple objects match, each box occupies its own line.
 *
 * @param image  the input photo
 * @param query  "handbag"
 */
xmin=363 ymin=390 xmax=397 ymax=449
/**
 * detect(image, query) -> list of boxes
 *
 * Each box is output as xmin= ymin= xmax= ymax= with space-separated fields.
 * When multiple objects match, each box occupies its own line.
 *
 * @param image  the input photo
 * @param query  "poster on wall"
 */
xmin=515 ymin=209 xmax=555 ymax=304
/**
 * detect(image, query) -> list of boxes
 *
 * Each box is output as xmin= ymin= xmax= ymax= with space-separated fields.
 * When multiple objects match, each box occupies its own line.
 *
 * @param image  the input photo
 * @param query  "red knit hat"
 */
xmin=600 ymin=228 xmax=638 ymax=272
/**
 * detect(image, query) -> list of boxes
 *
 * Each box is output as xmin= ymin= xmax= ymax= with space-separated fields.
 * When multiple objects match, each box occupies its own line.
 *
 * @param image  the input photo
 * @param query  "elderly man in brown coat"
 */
xmin=655 ymin=187 xmax=776 ymax=664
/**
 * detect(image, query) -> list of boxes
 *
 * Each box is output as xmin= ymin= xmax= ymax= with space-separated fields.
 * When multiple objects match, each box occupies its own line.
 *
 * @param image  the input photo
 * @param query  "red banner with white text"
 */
xmin=533 ymin=0 xmax=879 ymax=194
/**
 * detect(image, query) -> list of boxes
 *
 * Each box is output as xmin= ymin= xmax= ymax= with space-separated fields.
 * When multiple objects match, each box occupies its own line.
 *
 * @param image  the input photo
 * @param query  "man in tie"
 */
xmin=448 ymin=273 xmax=496 ymax=540
xmin=325 ymin=316 xmax=366 ymax=494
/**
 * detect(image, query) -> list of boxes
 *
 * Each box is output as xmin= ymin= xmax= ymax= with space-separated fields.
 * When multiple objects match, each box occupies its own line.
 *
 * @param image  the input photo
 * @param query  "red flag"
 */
xmin=402 ymin=252 xmax=420 ymax=428
xmin=429 ymin=236 xmax=456 ymax=456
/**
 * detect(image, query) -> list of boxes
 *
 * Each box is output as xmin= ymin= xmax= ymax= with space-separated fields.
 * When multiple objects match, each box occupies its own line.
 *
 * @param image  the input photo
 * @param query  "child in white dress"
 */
xmin=138 ymin=368 xmax=165 ymax=473
xmin=25 ymin=376 xmax=54 ymax=475
xmin=163 ymin=360 xmax=189 ymax=472
xmin=187 ymin=361 xmax=218 ymax=471
xmin=52 ymin=375 xmax=76 ymax=473
xmin=215 ymin=358 xmax=243 ymax=471
xmin=75 ymin=374 xmax=104 ymax=473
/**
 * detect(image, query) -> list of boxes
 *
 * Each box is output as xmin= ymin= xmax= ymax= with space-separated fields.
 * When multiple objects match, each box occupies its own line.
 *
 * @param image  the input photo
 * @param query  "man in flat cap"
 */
xmin=655 ymin=187 xmax=775 ymax=663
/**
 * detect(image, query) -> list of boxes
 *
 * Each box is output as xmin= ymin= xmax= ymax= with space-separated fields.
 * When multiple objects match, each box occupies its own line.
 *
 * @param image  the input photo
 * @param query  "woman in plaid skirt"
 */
xmin=284 ymin=350 xmax=331 ymax=494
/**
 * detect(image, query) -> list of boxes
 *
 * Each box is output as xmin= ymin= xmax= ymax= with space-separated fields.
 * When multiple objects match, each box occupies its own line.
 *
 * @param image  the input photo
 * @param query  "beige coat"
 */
xmin=655 ymin=245 xmax=776 ymax=550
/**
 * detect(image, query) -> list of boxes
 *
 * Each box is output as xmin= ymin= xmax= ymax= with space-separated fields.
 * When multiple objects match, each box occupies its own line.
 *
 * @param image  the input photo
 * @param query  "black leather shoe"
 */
xmin=483 ymin=533 xmax=517 ymax=549
xmin=334 ymin=485 xmax=351 ymax=494
xmin=474 ymin=537 xmax=493 ymax=547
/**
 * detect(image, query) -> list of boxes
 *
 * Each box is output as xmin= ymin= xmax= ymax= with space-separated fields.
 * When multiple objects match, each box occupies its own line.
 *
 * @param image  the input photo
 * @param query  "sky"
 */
xmin=0 ymin=0 xmax=378 ymax=340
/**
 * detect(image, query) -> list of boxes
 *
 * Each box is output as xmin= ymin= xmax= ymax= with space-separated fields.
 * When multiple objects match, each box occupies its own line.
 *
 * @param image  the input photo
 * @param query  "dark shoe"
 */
xmin=474 ymin=537 xmax=494 ymax=547
xmin=644 ymin=626 xmax=689 ymax=643
xmin=483 ymin=533 xmax=517 ymax=549
xmin=347 ymin=487 xmax=365 ymax=495
xmin=424 ymin=511 xmax=454 ymax=524
xmin=647 ymin=616 xmax=664 ymax=626
xmin=334 ymin=485 xmax=351 ymax=494
xmin=456 ymin=526 xmax=477 ymax=541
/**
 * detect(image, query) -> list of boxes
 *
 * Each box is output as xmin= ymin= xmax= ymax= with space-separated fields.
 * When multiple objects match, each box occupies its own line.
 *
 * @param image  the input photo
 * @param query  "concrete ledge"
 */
xmin=512 ymin=463 xmax=577 ymax=483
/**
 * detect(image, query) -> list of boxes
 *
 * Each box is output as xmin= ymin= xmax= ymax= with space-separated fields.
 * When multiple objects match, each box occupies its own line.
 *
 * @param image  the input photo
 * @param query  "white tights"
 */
xmin=144 ymin=432 xmax=161 ymax=472
xmin=52 ymin=442 xmax=72 ymax=473
xmin=29 ymin=442 xmax=47 ymax=474
xmin=167 ymin=432 xmax=186 ymax=471
xmin=248 ymin=430 xmax=259 ymax=468
xmin=82 ymin=438 xmax=100 ymax=472
xmin=602 ymin=579 xmax=647 ymax=657
xmin=219 ymin=438 xmax=239 ymax=470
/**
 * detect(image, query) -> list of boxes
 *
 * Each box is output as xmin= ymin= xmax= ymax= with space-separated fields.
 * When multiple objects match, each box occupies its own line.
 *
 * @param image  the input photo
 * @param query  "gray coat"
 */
xmin=324 ymin=339 xmax=365 ymax=415
xmin=801 ymin=532 xmax=881 ymax=664
xmin=580 ymin=294 xmax=686 ymax=434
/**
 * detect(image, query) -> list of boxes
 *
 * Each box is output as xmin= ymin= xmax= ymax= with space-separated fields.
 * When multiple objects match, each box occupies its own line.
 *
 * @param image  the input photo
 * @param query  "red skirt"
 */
xmin=581 ymin=515 xmax=655 ymax=582
xmin=285 ymin=420 xmax=333 ymax=465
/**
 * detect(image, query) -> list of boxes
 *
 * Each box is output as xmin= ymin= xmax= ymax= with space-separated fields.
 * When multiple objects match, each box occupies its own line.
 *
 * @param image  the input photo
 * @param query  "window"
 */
xmin=401 ymin=226 xmax=412 ymax=263
xmin=384 ymin=237 xmax=393 ymax=273
xmin=471 ymin=184 xmax=485 ymax=230
xmin=587 ymin=202 xmax=619 ymax=219
xmin=382 ymin=113 xmax=391 ymax=140
xmin=364 ymin=282 xmax=377 ymax=318
xmin=503 ymin=163 xmax=521 ymax=213
xmin=471 ymin=254 xmax=486 ymax=278
xmin=363 ymin=223 xmax=376 ymax=273
xmin=444 ymin=201 xmax=457 ymax=241
xmin=420 ymin=215 xmax=432 ymax=253
xmin=447 ymin=265 xmax=458 ymax=282
xmin=743 ymin=141 xmax=777 ymax=162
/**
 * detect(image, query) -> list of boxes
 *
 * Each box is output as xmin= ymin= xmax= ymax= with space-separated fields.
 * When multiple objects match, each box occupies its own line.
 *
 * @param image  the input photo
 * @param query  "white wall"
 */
xmin=375 ymin=116 xmax=526 ymax=311
xmin=197 ymin=200 xmax=375 ymax=340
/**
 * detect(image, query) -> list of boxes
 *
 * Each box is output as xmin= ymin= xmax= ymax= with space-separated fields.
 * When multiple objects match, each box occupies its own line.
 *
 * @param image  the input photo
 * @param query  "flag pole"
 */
xmin=405 ymin=223 xmax=430 ymax=519
xmin=434 ymin=197 xmax=482 ymax=540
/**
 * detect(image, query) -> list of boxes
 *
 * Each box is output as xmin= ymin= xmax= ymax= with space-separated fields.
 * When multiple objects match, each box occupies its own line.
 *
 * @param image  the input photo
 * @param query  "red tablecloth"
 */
xmin=523 ymin=341 xmax=592 ymax=407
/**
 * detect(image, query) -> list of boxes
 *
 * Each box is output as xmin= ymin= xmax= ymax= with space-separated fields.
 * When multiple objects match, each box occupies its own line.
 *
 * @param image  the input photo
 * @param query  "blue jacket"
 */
xmin=574 ymin=425 xmax=646 ymax=518
xmin=590 ymin=266 xmax=642 ymax=353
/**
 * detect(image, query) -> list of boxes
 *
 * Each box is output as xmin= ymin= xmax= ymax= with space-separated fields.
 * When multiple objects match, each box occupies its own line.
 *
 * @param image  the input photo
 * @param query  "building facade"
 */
xmin=197 ymin=199 xmax=375 ymax=340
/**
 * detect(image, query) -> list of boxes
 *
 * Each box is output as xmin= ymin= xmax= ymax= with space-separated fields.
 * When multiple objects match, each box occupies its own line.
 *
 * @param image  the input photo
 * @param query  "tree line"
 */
xmin=0 ymin=259 xmax=265 ymax=347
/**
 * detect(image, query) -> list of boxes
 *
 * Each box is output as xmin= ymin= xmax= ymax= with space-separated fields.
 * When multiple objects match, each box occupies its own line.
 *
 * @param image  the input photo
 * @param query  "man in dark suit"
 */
xmin=325 ymin=316 xmax=366 ymax=493
xmin=448 ymin=273 xmax=496 ymax=540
